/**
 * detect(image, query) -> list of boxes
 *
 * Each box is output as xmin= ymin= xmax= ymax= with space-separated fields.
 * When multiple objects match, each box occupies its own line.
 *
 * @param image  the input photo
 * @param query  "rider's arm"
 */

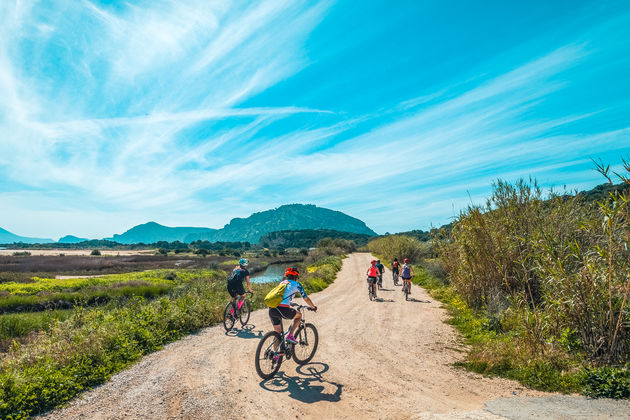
xmin=410 ymin=266 xmax=415 ymax=276
xmin=304 ymin=296 xmax=316 ymax=310
xmin=245 ymin=275 xmax=253 ymax=293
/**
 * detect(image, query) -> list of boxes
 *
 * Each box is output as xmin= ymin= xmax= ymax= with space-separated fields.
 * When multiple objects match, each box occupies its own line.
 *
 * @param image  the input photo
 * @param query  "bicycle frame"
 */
xmin=271 ymin=304 xmax=310 ymax=359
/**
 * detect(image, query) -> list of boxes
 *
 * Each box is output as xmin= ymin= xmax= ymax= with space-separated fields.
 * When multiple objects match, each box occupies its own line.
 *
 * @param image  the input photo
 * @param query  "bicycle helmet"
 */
xmin=285 ymin=267 xmax=299 ymax=278
xmin=404 ymin=258 xmax=409 ymax=263
xmin=238 ymin=258 xmax=249 ymax=267
xmin=376 ymin=260 xmax=380 ymax=263
xmin=371 ymin=260 xmax=377 ymax=265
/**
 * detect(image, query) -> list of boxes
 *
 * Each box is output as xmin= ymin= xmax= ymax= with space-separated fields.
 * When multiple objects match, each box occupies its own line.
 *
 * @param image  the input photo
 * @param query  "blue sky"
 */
xmin=1 ymin=0 xmax=629 ymax=240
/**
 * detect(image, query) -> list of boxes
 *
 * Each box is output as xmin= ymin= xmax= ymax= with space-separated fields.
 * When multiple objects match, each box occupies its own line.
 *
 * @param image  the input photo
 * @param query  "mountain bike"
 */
xmin=255 ymin=303 xmax=318 ymax=380
xmin=223 ymin=291 xmax=253 ymax=332
xmin=402 ymin=278 xmax=411 ymax=301
xmin=368 ymin=278 xmax=377 ymax=301
xmin=393 ymin=271 xmax=399 ymax=286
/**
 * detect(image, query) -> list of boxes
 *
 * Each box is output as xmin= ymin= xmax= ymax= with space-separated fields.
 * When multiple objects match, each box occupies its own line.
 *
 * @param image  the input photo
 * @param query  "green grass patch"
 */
xmin=0 ymin=310 xmax=73 ymax=343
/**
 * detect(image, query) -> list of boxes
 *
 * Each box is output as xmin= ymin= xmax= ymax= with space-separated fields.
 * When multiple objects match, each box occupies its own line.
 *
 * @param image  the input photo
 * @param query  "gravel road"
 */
xmin=41 ymin=253 xmax=630 ymax=419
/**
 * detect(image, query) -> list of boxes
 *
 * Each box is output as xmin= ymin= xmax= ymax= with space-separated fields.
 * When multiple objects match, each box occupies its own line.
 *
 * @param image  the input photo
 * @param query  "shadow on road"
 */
xmin=375 ymin=297 xmax=395 ymax=302
xmin=259 ymin=362 xmax=343 ymax=403
xmin=225 ymin=324 xmax=264 ymax=339
xmin=406 ymin=297 xmax=431 ymax=303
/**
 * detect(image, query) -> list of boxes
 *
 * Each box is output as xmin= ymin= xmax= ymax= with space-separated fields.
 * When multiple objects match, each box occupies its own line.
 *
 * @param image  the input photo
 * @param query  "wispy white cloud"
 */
xmin=0 ymin=1 xmax=629 ymax=238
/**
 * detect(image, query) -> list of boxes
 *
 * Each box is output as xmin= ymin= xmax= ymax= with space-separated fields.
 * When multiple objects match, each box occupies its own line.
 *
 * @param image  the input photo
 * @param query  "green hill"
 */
xmin=185 ymin=204 xmax=377 ymax=243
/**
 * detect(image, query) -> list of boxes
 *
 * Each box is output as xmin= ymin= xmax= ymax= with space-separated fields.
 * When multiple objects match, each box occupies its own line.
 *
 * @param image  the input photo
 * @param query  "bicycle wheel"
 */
xmin=369 ymin=283 xmax=375 ymax=301
xmin=404 ymin=283 xmax=410 ymax=301
xmin=292 ymin=323 xmax=319 ymax=365
xmin=223 ymin=302 xmax=236 ymax=331
xmin=255 ymin=331 xmax=283 ymax=379
xmin=239 ymin=299 xmax=251 ymax=326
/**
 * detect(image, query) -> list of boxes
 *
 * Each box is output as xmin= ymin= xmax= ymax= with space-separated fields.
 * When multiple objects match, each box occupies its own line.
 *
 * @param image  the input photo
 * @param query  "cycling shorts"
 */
xmin=402 ymin=276 xmax=411 ymax=281
xmin=268 ymin=306 xmax=297 ymax=326
xmin=227 ymin=281 xmax=245 ymax=298
xmin=367 ymin=276 xmax=377 ymax=284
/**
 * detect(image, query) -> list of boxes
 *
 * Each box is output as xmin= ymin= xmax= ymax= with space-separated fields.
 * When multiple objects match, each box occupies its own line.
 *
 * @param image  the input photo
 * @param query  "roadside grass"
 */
xmin=0 ymin=310 xmax=74 ymax=347
xmin=0 ymin=255 xmax=345 ymax=419
xmin=410 ymin=265 xmax=630 ymax=398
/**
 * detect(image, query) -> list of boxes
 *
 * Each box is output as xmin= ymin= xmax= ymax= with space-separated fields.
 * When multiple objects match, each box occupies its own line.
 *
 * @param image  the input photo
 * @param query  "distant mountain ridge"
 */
xmin=0 ymin=227 xmax=54 ymax=244
xmin=58 ymin=235 xmax=89 ymax=244
xmin=106 ymin=222 xmax=216 ymax=244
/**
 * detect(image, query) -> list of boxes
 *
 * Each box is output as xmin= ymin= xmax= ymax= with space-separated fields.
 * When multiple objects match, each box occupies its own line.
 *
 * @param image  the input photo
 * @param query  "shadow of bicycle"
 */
xmin=259 ymin=362 xmax=343 ymax=403
xmin=375 ymin=297 xmax=395 ymax=302
xmin=405 ymin=297 xmax=431 ymax=303
xmin=225 ymin=324 xmax=264 ymax=339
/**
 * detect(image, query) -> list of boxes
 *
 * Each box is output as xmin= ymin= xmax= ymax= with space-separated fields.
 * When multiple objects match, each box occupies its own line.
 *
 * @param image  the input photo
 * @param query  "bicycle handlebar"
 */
xmin=290 ymin=302 xmax=316 ymax=311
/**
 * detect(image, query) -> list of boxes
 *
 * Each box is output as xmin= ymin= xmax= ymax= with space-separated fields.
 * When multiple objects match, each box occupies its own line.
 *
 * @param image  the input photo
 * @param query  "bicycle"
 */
xmin=393 ymin=271 xmax=399 ymax=286
xmin=368 ymin=278 xmax=377 ymax=301
xmin=402 ymin=278 xmax=411 ymax=301
xmin=223 ymin=291 xmax=253 ymax=332
xmin=254 ymin=303 xmax=318 ymax=380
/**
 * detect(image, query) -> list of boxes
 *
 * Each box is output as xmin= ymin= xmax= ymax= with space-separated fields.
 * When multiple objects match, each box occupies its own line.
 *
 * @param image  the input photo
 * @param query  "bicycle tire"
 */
xmin=239 ymin=299 xmax=251 ymax=326
xmin=292 ymin=323 xmax=319 ymax=365
xmin=404 ymin=282 xmax=410 ymax=301
xmin=223 ymin=302 xmax=236 ymax=331
xmin=255 ymin=331 xmax=283 ymax=380
xmin=369 ymin=283 xmax=375 ymax=301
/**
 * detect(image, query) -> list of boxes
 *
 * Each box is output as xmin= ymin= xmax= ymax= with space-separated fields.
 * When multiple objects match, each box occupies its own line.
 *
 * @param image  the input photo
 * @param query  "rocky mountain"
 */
xmin=185 ymin=204 xmax=377 ymax=243
xmin=106 ymin=222 xmax=216 ymax=244
xmin=0 ymin=227 xmax=54 ymax=244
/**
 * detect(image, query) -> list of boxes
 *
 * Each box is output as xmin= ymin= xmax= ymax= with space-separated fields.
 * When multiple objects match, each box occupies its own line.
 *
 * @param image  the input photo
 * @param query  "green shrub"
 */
xmin=90 ymin=249 xmax=101 ymax=256
xmin=367 ymin=235 xmax=430 ymax=264
xmin=584 ymin=367 xmax=630 ymax=399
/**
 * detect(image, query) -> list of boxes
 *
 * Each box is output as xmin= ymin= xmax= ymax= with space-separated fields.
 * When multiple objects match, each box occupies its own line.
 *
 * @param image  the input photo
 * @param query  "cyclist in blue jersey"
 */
xmin=227 ymin=258 xmax=253 ymax=308
xmin=268 ymin=267 xmax=317 ymax=347
xmin=375 ymin=260 xmax=385 ymax=287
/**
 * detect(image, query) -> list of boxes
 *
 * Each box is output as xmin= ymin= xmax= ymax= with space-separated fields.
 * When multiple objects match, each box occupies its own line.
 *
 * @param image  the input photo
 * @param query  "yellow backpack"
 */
xmin=264 ymin=280 xmax=288 ymax=308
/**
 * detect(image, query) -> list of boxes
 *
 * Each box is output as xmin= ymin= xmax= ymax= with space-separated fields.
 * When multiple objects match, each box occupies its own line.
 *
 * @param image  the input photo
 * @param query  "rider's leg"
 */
xmin=237 ymin=294 xmax=245 ymax=309
xmin=290 ymin=311 xmax=302 ymax=336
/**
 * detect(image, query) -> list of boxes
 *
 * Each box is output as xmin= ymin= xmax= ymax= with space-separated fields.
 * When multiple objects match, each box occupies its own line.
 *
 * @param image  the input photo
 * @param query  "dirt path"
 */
xmin=41 ymin=253 xmax=630 ymax=419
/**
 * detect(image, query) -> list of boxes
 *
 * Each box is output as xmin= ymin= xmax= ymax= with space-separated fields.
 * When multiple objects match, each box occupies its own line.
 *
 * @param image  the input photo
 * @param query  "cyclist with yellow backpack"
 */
xmin=267 ymin=267 xmax=317 ymax=350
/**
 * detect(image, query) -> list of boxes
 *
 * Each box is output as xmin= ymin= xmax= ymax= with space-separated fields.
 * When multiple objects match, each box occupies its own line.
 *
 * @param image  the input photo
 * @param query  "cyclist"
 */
xmin=401 ymin=258 xmax=414 ymax=294
xmin=391 ymin=258 xmax=400 ymax=283
xmin=375 ymin=260 xmax=385 ymax=288
xmin=366 ymin=260 xmax=379 ymax=299
xmin=227 ymin=258 xmax=254 ymax=313
xmin=268 ymin=267 xmax=317 ymax=354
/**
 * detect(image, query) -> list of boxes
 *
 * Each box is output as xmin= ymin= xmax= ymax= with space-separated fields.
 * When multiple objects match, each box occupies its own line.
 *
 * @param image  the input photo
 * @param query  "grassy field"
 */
xmin=0 ymin=250 xmax=344 ymax=419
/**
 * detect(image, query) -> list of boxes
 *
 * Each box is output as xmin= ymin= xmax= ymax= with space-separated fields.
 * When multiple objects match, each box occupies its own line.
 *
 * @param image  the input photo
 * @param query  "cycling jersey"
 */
xmin=278 ymin=279 xmax=308 ymax=307
xmin=367 ymin=266 xmax=379 ymax=277
xmin=375 ymin=263 xmax=384 ymax=275
xmin=392 ymin=261 xmax=399 ymax=272
xmin=402 ymin=264 xmax=412 ymax=278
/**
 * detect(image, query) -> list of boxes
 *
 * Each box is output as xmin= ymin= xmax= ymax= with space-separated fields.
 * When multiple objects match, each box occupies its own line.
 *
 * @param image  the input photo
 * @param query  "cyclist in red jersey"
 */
xmin=366 ymin=259 xmax=379 ymax=299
